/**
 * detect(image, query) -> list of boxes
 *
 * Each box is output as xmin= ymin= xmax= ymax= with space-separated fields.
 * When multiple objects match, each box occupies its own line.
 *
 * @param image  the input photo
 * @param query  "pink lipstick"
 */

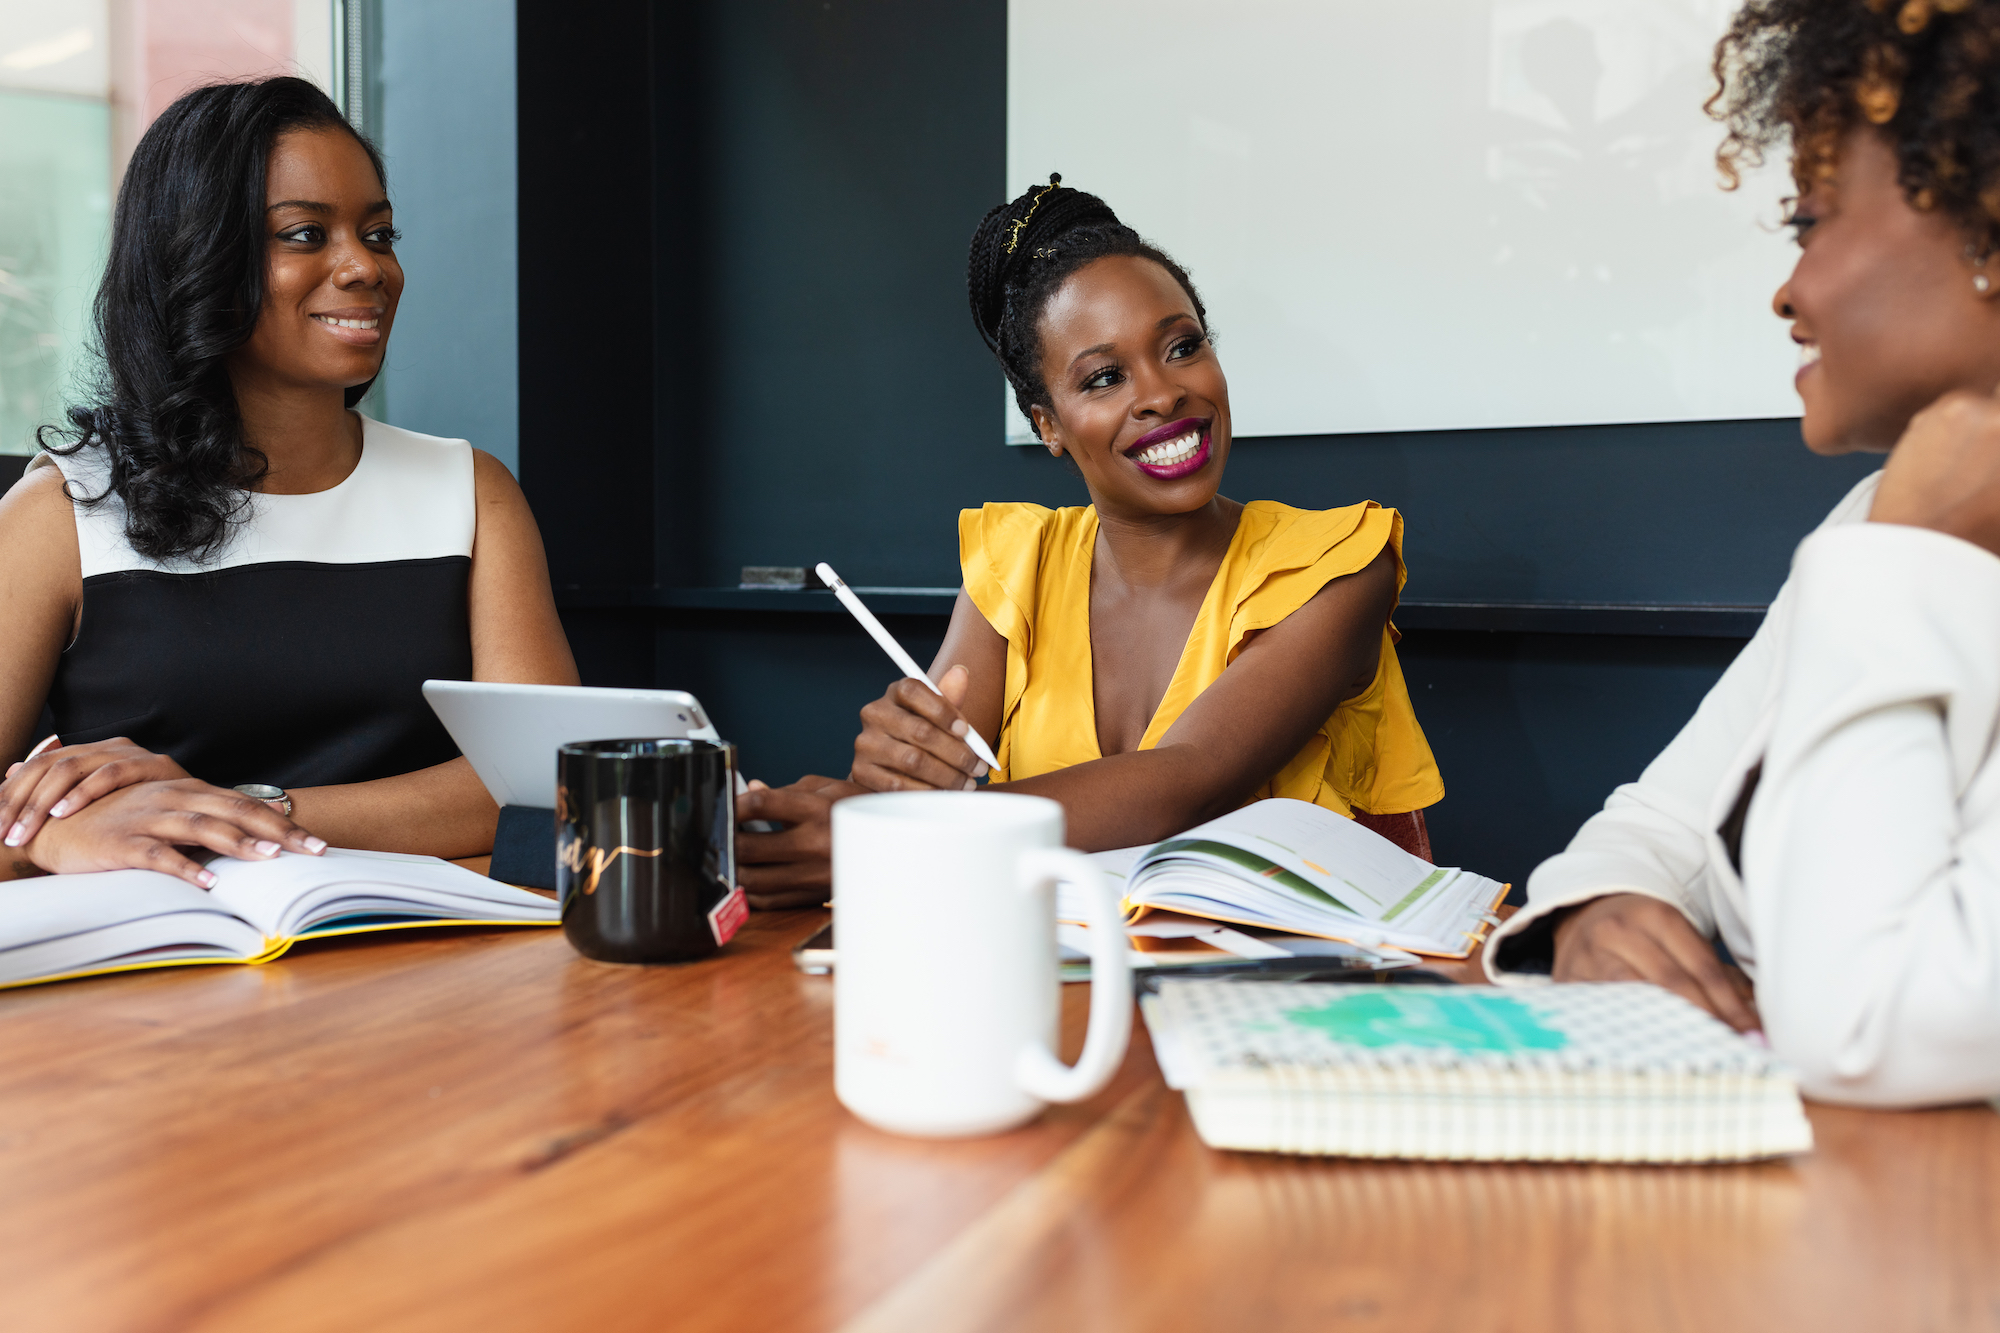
xmin=1124 ymin=416 xmax=1211 ymax=480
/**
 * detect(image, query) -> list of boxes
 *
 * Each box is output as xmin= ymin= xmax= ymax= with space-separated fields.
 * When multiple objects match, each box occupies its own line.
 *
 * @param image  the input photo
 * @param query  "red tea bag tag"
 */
xmin=708 ymin=884 xmax=748 ymax=947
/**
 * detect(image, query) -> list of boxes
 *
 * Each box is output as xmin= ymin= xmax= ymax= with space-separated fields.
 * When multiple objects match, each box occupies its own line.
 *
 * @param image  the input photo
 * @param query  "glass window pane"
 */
xmin=0 ymin=0 xmax=335 ymax=455
xmin=0 ymin=90 xmax=110 ymax=456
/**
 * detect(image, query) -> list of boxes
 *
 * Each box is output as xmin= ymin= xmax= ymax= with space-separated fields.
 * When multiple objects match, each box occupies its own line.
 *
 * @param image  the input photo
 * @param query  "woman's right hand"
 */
xmin=850 ymin=665 xmax=991 ymax=793
xmin=1870 ymin=389 xmax=2000 ymax=553
xmin=18 ymin=778 xmax=326 ymax=888
xmin=1552 ymin=892 xmax=1760 ymax=1032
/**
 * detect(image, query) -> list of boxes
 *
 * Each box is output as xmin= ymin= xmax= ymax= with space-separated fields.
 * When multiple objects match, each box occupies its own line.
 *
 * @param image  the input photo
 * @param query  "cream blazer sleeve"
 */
xmin=1484 ymin=474 xmax=1883 ymax=972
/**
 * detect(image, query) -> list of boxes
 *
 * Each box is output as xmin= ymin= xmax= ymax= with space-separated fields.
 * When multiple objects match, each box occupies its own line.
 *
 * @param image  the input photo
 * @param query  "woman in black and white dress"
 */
xmin=0 ymin=77 xmax=577 ymax=887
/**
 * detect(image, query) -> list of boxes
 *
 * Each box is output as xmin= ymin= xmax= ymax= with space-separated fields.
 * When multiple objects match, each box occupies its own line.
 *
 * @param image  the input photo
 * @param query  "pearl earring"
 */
xmin=1979 ymin=274 xmax=1992 ymax=294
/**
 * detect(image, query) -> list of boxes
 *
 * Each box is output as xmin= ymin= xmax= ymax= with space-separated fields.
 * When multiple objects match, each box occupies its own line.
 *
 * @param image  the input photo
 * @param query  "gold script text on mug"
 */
xmin=557 ymin=837 xmax=664 ymax=896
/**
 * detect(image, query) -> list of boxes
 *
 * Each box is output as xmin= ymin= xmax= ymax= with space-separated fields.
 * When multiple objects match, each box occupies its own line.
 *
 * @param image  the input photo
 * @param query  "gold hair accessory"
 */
xmin=1004 ymin=174 xmax=1063 ymax=255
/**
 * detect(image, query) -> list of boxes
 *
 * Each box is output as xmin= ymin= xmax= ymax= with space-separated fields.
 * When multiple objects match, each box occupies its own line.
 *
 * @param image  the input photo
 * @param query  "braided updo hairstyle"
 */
xmin=1710 ymin=0 xmax=2000 ymax=253
xmin=967 ymin=175 xmax=1209 ymax=440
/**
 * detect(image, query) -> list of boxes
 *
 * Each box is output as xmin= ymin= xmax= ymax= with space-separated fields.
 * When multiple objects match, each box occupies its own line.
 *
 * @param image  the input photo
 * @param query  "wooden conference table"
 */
xmin=3 ymin=894 xmax=1998 ymax=1332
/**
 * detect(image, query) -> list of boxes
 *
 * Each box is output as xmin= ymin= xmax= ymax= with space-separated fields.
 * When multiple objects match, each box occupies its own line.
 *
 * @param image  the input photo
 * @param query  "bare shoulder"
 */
xmin=1 ymin=460 xmax=72 ymax=511
xmin=0 ymin=465 xmax=79 ymax=574
xmin=470 ymin=447 xmax=528 ymax=505
xmin=466 ymin=448 xmax=554 ymax=579
xmin=469 ymin=449 xmax=542 ymax=544
xmin=0 ymin=464 xmax=81 ymax=681
xmin=934 ymin=588 xmax=1008 ymax=671
xmin=947 ymin=588 xmax=1007 ymax=647
xmin=1235 ymin=542 xmax=1396 ymax=665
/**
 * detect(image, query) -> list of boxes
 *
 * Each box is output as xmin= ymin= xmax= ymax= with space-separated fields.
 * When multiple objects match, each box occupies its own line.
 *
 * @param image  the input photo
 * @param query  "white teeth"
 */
xmin=315 ymin=315 xmax=379 ymax=330
xmin=1799 ymin=344 xmax=1820 ymax=366
xmin=1131 ymin=429 xmax=1202 ymax=466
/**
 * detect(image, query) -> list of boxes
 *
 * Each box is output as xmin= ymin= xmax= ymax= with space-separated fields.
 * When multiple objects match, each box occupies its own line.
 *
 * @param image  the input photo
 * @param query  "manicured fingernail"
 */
xmin=973 ymin=762 xmax=989 ymax=778
xmin=49 ymin=800 xmax=69 ymax=818
xmin=197 ymin=870 xmax=217 ymax=888
xmin=304 ymin=836 xmax=327 ymax=853
xmin=962 ymin=777 xmax=977 ymax=791
xmin=950 ymin=720 xmax=969 ymax=737
xmin=4 ymin=824 xmax=23 ymax=847
xmin=254 ymin=840 xmax=281 ymax=857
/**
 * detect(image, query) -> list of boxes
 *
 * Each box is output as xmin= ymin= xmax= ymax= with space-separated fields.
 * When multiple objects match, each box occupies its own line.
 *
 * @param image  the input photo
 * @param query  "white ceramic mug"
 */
xmin=832 ymin=791 xmax=1133 ymax=1137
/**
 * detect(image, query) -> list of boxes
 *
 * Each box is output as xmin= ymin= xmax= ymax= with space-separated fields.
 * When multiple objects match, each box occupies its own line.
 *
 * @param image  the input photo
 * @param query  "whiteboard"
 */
xmin=1005 ymin=0 xmax=1800 ymax=441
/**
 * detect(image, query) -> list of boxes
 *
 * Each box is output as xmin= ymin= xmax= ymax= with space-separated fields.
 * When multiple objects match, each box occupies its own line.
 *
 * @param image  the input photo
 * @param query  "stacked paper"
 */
xmin=1142 ymin=981 xmax=1814 ymax=1163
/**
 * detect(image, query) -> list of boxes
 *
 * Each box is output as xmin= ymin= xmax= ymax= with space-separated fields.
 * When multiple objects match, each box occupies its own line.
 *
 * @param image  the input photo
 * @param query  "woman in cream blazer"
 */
xmin=1486 ymin=0 xmax=2000 ymax=1109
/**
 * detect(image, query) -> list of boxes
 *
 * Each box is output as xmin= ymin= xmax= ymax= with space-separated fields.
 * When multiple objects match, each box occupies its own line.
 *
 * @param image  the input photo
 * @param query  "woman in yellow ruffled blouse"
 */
xmin=835 ymin=177 xmax=1443 ymax=859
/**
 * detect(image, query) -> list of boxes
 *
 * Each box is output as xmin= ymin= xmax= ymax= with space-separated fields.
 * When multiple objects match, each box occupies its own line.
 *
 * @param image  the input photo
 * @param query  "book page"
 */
xmin=0 ymin=871 xmax=264 ymax=983
xmin=207 ymin=849 xmax=558 ymax=939
xmin=1183 ymin=800 xmax=1435 ymax=909
xmin=1056 ymin=845 xmax=1148 ymax=923
xmin=1127 ymin=801 xmax=1507 ymax=954
xmin=1139 ymin=801 xmax=1437 ymax=919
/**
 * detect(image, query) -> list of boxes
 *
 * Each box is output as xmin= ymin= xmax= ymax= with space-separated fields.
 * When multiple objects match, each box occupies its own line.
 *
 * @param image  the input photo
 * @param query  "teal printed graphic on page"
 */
xmin=1284 ymin=992 xmax=1568 ymax=1053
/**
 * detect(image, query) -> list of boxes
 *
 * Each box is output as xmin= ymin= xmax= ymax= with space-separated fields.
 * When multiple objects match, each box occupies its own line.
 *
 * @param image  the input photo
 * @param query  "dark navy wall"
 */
xmin=517 ymin=0 xmax=1879 ymax=890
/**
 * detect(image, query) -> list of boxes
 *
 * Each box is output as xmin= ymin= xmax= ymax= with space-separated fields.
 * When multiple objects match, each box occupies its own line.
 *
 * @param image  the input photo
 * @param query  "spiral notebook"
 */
xmin=1142 ymin=980 xmax=1814 ymax=1163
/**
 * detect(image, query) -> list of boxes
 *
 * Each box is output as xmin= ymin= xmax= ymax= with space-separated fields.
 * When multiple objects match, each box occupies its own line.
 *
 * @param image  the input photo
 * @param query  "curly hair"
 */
xmin=41 ymin=77 xmax=386 ymax=563
xmin=966 ymin=175 xmax=1209 ymax=438
xmin=1710 ymin=0 xmax=2000 ymax=249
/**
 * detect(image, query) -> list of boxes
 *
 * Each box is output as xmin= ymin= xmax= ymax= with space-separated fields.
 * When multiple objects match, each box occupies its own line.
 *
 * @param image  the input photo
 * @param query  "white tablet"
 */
xmin=423 ymin=680 xmax=721 ymax=809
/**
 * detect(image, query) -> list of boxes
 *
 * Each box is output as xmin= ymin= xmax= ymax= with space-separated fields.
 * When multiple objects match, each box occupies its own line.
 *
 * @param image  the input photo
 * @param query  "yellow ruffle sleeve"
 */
xmin=1202 ymin=502 xmax=1444 ymax=815
xmin=958 ymin=502 xmax=1074 ymax=782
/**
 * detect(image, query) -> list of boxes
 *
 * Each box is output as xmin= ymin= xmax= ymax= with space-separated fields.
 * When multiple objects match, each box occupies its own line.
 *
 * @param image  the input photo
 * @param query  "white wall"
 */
xmin=1007 ymin=0 xmax=1800 ymax=441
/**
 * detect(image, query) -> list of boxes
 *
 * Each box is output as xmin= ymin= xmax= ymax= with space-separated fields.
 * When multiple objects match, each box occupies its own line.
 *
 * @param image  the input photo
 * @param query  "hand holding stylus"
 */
xmin=853 ymin=667 xmax=993 ymax=793
xmin=816 ymin=563 xmax=1002 ymax=773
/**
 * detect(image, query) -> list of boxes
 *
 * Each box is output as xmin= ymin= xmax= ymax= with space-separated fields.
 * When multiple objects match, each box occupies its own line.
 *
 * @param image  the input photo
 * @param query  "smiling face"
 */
xmin=1777 ymin=126 xmax=2000 ymax=455
xmin=1028 ymin=254 xmax=1231 ymax=519
xmin=228 ymin=126 xmax=402 ymax=399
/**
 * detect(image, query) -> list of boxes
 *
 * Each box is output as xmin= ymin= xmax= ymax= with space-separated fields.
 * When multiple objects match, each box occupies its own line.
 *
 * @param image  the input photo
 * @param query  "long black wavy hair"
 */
xmin=42 ymin=77 xmax=387 ymax=563
xmin=967 ymin=175 xmax=1208 ymax=441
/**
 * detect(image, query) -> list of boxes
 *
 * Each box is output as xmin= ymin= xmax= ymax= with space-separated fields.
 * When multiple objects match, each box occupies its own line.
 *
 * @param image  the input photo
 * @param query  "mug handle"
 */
xmin=1013 ymin=847 xmax=1133 ymax=1104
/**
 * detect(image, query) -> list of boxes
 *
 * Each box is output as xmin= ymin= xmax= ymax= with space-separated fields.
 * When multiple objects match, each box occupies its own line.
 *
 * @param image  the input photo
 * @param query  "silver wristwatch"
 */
xmin=234 ymin=783 xmax=293 ymax=818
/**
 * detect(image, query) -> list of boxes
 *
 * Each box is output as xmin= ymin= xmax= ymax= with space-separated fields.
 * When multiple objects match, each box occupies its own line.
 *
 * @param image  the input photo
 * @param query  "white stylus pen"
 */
xmin=815 ymin=561 xmax=1002 ymax=774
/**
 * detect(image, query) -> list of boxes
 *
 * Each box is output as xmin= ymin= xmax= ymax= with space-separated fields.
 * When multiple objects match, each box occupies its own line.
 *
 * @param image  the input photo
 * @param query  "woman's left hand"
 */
xmin=1 ymin=737 xmax=191 ymax=850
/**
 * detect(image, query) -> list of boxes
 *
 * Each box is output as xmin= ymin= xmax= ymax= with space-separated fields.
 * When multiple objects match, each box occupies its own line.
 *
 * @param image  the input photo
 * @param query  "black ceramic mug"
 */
xmin=556 ymin=738 xmax=746 ymax=964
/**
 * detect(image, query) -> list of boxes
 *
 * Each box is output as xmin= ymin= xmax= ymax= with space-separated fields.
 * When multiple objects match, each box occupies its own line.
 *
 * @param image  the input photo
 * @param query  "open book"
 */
xmin=1068 ymin=799 xmax=1508 ymax=959
xmin=0 ymin=848 xmax=557 ymax=989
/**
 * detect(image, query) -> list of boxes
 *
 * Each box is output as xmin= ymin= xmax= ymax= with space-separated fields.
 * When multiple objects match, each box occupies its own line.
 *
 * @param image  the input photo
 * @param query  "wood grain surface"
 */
xmin=1 ymin=908 xmax=1995 ymax=1333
